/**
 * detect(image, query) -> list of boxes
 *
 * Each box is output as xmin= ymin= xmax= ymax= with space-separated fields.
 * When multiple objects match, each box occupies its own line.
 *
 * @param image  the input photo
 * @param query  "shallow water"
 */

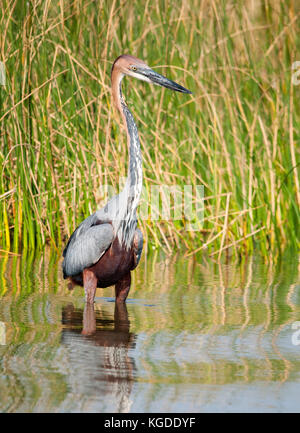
xmin=0 ymin=250 xmax=299 ymax=413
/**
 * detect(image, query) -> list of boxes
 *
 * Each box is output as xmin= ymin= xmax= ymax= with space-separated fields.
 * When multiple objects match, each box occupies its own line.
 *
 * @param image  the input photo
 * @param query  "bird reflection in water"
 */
xmin=61 ymin=301 xmax=136 ymax=412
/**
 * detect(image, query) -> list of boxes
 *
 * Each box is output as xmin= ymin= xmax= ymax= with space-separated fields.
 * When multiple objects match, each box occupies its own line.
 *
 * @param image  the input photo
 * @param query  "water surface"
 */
xmin=0 ymin=250 xmax=299 ymax=412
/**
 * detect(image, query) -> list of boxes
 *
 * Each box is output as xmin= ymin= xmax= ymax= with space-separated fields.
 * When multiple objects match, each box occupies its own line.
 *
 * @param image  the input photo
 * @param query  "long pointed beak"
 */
xmin=141 ymin=68 xmax=192 ymax=94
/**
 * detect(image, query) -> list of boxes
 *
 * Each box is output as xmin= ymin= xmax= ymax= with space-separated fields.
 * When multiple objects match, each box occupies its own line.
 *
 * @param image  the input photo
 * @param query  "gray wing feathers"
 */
xmin=63 ymin=213 xmax=102 ymax=258
xmin=62 ymin=223 xmax=114 ymax=277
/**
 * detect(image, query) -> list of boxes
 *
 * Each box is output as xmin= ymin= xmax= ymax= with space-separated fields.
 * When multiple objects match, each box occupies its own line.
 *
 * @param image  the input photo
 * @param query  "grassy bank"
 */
xmin=0 ymin=0 xmax=299 ymax=257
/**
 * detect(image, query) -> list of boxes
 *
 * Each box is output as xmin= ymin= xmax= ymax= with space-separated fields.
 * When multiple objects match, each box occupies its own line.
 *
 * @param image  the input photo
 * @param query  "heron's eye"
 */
xmin=130 ymin=66 xmax=137 ymax=71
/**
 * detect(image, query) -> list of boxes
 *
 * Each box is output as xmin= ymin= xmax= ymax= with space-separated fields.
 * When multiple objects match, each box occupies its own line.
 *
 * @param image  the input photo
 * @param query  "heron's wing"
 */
xmin=62 ymin=221 xmax=114 ymax=278
xmin=63 ymin=213 xmax=101 ymax=258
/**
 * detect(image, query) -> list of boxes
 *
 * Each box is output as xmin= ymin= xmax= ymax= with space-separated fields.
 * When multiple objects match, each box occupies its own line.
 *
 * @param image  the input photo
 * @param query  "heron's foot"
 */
xmin=115 ymin=272 xmax=131 ymax=303
xmin=83 ymin=269 xmax=97 ymax=304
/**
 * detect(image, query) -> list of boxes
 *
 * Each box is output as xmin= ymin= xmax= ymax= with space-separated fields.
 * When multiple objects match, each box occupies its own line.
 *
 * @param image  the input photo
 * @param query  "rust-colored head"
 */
xmin=111 ymin=54 xmax=192 ymax=93
xmin=111 ymin=54 xmax=148 ymax=79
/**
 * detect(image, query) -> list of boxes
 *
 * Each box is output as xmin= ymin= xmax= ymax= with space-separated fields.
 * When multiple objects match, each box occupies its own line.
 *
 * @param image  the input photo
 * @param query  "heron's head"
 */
xmin=112 ymin=54 xmax=192 ymax=94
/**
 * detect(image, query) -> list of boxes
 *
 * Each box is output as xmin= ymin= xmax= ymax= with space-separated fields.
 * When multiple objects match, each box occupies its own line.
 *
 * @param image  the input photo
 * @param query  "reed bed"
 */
xmin=0 ymin=0 xmax=299 ymax=257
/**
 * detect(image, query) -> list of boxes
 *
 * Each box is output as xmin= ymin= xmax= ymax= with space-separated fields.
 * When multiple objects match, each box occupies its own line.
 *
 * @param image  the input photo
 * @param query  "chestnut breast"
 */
xmin=89 ymin=237 xmax=135 ymax=288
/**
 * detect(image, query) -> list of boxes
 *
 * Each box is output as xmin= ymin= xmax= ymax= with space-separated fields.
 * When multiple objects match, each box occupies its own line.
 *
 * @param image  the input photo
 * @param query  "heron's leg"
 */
xmin=115 ymin=272 xmax=131 ymax=303
xmin=83 ymin=268 xmax=97 ymax=304
xmin=81 ymin=302 xmax=96 ymax=335
xmin=114 ymin=302 xmax=130 ymax=332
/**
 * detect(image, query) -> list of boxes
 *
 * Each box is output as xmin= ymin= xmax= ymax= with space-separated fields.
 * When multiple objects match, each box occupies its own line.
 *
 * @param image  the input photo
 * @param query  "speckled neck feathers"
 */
xmin=111 ymin=65 xmax=143 ymax=249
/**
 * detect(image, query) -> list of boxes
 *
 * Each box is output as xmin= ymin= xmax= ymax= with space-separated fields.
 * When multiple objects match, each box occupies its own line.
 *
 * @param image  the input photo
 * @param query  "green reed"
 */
xmin=0 ymin=0 xmax=299 ymax=256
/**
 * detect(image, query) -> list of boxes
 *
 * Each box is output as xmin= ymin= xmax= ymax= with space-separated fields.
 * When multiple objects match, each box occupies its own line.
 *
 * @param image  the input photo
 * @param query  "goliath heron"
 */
xmin=62 ymin=55 xmax=191 ymax=303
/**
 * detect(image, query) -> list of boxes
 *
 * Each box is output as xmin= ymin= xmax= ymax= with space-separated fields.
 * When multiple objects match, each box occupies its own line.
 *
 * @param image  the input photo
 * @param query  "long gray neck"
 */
xmin=121 ymin=101 xmax=143 ymax=194
xmin=114 ymin=84 xmax=143 ymax=248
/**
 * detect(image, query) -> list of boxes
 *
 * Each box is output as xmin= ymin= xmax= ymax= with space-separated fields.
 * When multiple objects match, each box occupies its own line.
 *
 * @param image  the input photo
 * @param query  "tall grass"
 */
xmin=0 ymin=0 xmax=299 ymax=257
